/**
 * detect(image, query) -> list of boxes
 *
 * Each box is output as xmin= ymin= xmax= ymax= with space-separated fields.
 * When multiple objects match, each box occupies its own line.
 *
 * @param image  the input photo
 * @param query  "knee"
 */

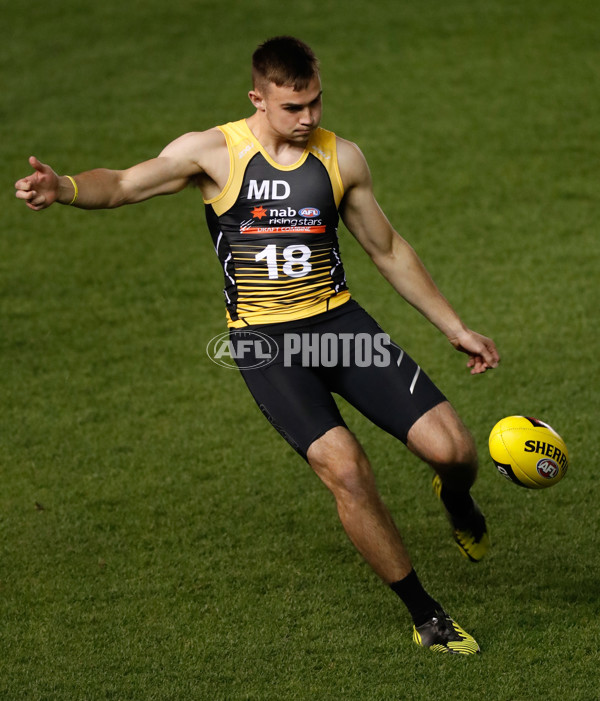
xmin=412 ymin=425 xmax=478 ymax=490
xmin=433 ymin=431 xmax=477 ymax=470
xmin=408 ymin=404 xmax=478 ymax=474
xmin=308 ymin=428 xmax=375 ymax=502
xmin=430 ymin=432 xmax=479 ymax=490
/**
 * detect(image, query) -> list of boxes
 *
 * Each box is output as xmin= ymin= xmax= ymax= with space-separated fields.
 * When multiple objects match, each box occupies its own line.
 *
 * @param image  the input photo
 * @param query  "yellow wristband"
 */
xmin=65 ymin=175 xmax=79 ymax=206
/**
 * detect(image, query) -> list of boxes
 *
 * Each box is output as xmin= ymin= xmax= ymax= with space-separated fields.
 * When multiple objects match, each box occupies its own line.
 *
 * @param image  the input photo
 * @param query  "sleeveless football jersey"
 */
xmin=204 ymin=119 xmax=351 ymax=327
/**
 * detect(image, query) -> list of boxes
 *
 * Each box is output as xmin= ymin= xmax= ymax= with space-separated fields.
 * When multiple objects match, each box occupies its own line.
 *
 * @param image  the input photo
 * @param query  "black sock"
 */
xmin=440 ymin=484 xmax=475 ymax=521
xmin=389 ymin=569 xmax=442 ymax=627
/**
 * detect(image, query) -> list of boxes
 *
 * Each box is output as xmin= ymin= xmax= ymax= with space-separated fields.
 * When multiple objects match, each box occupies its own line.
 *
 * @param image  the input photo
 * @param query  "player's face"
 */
xmin=258 ymin=76 xmax=323 ymax=143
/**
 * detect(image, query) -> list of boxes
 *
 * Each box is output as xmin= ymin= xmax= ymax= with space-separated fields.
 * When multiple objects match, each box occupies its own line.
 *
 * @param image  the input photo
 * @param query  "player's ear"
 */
xmin=248 ymin=87 xmax=266 ymax=112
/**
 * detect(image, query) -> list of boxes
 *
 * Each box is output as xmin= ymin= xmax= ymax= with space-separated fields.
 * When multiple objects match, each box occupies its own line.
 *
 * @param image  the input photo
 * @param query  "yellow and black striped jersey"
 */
xmin=204 ymin=119 xmax=351 ymax=327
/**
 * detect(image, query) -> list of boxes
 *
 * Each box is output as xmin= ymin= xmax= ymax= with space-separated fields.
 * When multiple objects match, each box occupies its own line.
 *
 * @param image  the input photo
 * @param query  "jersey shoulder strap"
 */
xmin=204 ymin=120 xmax=259 ymax=216
xmin=307 ymin=127 xmax=345 ymax=208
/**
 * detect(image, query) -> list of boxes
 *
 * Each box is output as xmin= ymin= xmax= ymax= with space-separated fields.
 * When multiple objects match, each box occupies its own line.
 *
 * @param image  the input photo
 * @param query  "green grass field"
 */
xmin=2 ymin=1 xmax=599 ymax=698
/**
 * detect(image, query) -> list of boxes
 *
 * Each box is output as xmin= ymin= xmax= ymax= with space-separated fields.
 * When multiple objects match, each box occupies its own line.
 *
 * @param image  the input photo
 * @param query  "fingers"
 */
xmin=15 ymin=181 xmax=36 ymax=201
xmin=466 ymin=352 xmax=499 ymax=375
xmin=467 ymin=356 xmax=490 ymax=375
xmin=15 ymin=156 xmax=55 ymax=210
xmin=27 ymin=195 xmax=49 ymax=211
xmin=15 ymin=157 xmax=41 ymax=193
xmin=14 ymin=176 xmax=39 ymax=207
xmin=15 ymin=156 xmax=46 ymax=187
xmin=480 ymin=339 xmax=500 ymax=371
xmin=15 ymin=174 xmax=34 ymax=193
xmin=463 ymin=335 xmax=500 ymax=375
xmin=29 ymin=155 xmax=48 ymax=173
xmin=15 ymin=187 xmax=47 ymax=210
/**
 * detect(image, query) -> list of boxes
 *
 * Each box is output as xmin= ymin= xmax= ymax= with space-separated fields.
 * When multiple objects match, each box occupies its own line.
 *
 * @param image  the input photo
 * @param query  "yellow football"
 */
xmin=488 ymin=416 xmax=569 ymax=489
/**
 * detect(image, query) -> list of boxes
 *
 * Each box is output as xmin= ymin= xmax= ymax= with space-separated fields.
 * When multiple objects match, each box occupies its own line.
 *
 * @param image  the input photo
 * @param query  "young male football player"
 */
xmin=15 ymin=36 xmax=499 ymax=654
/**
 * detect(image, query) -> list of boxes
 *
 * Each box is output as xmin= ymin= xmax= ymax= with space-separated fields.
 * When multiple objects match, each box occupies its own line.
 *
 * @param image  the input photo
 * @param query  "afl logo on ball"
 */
xmin=536 ymin=458 xmax=559 ymax=480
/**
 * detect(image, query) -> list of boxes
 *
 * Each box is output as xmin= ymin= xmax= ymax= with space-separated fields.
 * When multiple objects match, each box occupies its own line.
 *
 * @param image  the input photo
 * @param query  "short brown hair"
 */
xmin=252 ymin=36 xmax=319 ymax=92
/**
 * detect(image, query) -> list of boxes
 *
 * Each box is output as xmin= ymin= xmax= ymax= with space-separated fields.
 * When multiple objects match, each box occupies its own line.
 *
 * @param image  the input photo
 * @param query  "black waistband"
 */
xmin=242 ymin=299 xmax=362 ymax=335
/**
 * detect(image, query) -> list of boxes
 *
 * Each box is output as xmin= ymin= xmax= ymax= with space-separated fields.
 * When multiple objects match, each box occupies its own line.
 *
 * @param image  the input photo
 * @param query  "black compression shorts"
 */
xmin=231 ymin=300 xmax=446 ymax=461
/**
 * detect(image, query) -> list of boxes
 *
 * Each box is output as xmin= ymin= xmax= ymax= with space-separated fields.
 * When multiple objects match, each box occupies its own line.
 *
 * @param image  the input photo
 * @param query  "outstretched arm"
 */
xmin=14 ymin=130 xmax=225 ymax=211
xmin=337 ymin=138 xmax=499 ymax=375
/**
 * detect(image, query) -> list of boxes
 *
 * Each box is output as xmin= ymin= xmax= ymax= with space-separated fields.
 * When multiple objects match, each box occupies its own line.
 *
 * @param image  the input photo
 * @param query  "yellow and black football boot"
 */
xmin=413 ymin=610 xmax=481 ymax=655
xmin=432 ymin=474 xmax=490 ymax=562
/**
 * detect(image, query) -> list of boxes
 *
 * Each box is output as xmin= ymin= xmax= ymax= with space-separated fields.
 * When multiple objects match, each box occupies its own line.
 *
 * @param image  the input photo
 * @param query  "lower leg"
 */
xmin=335 ymin=476 xmax=413 ymax=583
xmin=307 ymin=427 xmax=441 ymax=623
xmin=309 ymin=427 xmax=412 ymax=582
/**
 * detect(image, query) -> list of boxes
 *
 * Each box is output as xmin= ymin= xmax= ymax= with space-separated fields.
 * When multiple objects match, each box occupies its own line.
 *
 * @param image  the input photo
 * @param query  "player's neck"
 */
xmin=245 ymin=114 xmax=308 ymax=166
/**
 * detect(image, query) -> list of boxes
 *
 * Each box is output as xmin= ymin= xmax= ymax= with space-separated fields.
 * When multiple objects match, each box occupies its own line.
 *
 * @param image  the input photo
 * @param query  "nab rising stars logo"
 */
xmin=241 ymin=203 xmax=325 ymax=234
